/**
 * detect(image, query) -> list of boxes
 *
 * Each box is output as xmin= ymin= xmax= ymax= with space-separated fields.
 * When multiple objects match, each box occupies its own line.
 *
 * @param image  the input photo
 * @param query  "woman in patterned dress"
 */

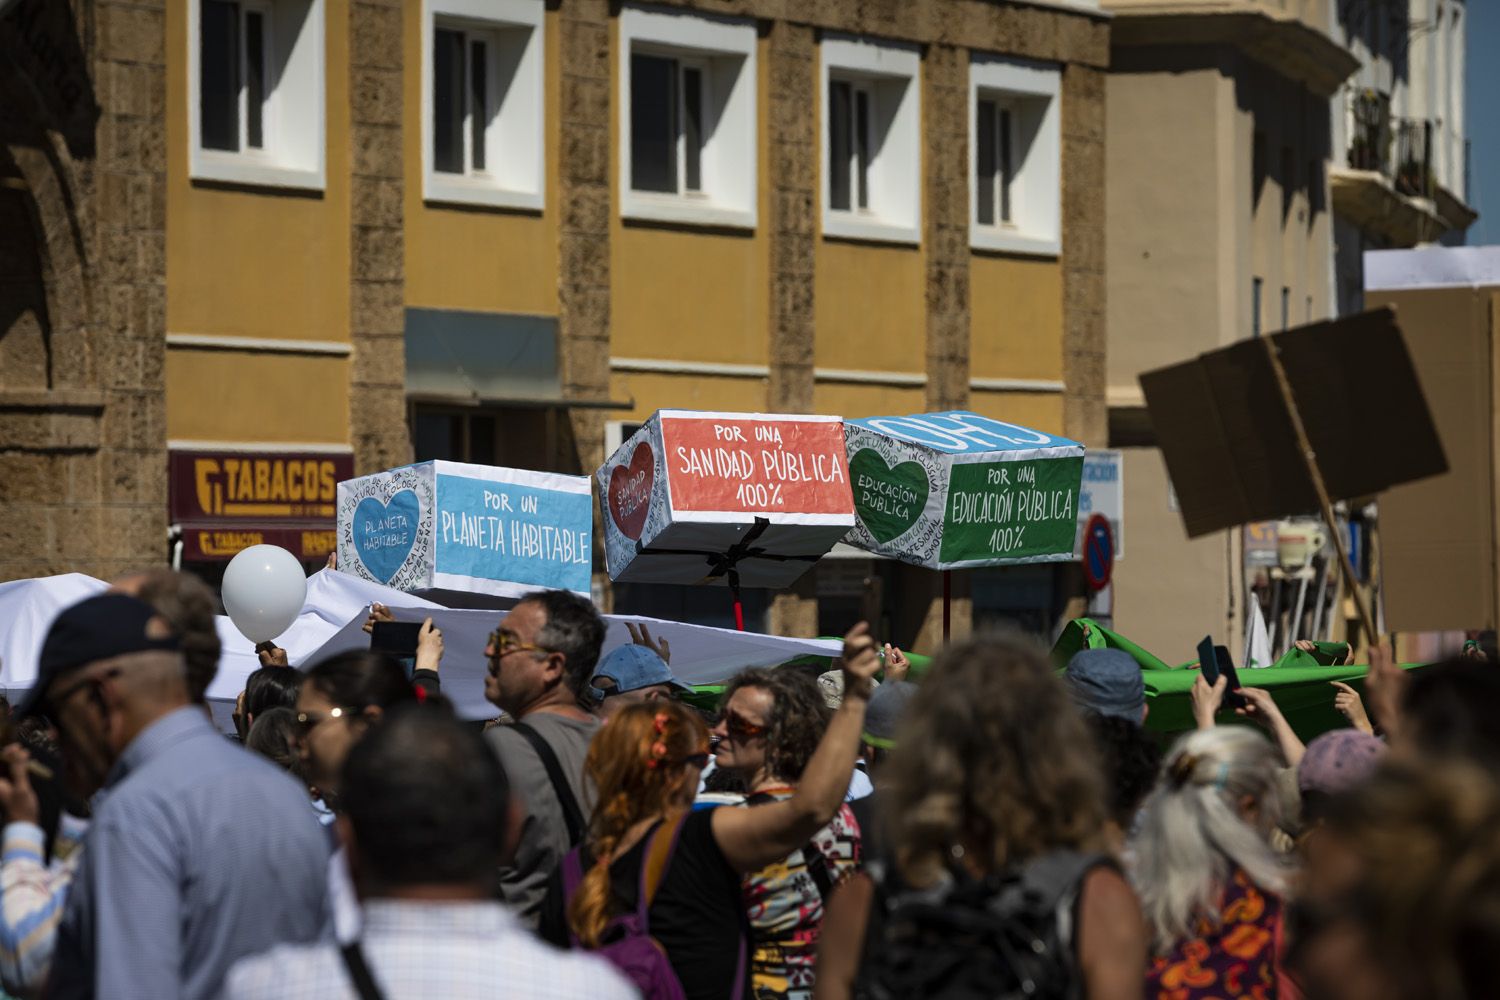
xmin=1131 ymin=726 xmax=1295 ymax=999
xmin=711 ymin=668 xmax=862 ymax=1000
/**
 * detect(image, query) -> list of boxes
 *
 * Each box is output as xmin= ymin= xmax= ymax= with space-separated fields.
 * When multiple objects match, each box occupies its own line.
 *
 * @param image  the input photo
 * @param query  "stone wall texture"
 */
xmin=0 ymin=0 xmax=167 ymax=581
xmin=348 ymin=0 xmax=411 ymax=475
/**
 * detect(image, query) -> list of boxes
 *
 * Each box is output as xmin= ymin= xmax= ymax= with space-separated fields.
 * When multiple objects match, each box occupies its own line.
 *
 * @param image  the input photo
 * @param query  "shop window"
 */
xmin=423 ymin=0 xmax=544 ymax=210
xmin=190 ymin=0 xmax=325 ymax=189
xmin=821 ymin=35 xmax=921 ymax=245
xmin=620 ymin=5 xmax=757 ymax=228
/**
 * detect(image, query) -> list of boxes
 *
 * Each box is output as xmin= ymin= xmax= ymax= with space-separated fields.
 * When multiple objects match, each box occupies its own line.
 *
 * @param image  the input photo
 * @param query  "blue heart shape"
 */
xmin=352 ymin=490 xmax=421 ymax=584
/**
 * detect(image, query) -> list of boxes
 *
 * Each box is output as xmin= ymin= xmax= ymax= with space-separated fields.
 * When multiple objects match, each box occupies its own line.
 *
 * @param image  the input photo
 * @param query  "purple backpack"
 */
xmin=561 ymin=812 xmax=744 ymax=1000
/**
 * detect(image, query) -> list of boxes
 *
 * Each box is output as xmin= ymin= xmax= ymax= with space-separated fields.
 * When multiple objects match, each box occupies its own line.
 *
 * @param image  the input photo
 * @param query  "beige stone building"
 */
xmin=1104 ymin=0 xmax=1476 ymax=660
xmin=1 ymin=0 xmax=1111 ymax=650
xmin=1103 ymin=0 xmax=1357 ymax=658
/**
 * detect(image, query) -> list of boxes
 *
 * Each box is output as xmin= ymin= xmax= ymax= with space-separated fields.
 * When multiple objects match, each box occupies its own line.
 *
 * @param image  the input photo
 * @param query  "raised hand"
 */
xmin=882 ymin=643 xmax=911 ymax=683
xmin=1191 ymin=673 xmax=1227 ymax=730
xmin=415 ymin=617 xmax=444 ymax=674
xmin=841 ymin=622 xmax=880 ymax=700
xmin=1331 ymin=681 xmax=1373 ymax=734
xmin=625 ymin=621 xmax=671 ymax=665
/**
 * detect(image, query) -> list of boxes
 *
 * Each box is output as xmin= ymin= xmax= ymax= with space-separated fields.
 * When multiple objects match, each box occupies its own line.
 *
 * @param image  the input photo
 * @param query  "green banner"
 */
xmin=939 ymin=456 xmax=1082 ymax=564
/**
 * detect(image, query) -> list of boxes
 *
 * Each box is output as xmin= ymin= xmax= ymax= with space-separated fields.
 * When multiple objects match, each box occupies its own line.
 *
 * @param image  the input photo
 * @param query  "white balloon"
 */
xmin=222 ymin=545 xmax=308 ymax=644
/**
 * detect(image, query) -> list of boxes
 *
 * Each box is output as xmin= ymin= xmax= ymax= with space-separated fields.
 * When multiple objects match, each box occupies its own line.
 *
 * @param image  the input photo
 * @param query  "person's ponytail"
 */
xmin=567 ymin=701 xmax=708 ymax=948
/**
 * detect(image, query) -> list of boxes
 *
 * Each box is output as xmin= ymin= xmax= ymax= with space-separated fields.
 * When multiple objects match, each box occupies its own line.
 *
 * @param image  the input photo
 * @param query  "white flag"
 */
xmin=1247 ymin=598 xmax=1274 ymax=668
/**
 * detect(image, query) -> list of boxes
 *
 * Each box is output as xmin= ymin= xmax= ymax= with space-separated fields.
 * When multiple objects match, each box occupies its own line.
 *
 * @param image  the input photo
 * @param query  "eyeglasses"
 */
xmin=294 ymin=707 xmax=355 ymax=734
xmin=48 ymin=667 xmax=123 ymax=711
xmin=487 ymin=631 xmax=555 ymax=660
xmin=721 ymin=709 xmax=766 ymax=741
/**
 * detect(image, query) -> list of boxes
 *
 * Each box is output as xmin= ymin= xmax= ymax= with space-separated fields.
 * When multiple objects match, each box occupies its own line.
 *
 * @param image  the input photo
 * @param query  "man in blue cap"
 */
xmin=1064 ymin=648 xmax=1148 ymax=726
xmin=590 ymin=626 xmax=692 ymax=721
xmin=26 ymin=593 xmax=330 ymax=1000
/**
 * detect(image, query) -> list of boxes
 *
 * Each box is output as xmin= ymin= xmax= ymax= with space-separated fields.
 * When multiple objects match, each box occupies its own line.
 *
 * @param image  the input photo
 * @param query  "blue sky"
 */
xmin=1468 ymin=1 xmax=1498 ymax=244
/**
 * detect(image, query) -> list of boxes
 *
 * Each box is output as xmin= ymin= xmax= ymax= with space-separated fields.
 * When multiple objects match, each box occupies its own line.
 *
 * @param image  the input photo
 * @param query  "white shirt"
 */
xmin=223 ymin=898 xmax=638 ymax=1000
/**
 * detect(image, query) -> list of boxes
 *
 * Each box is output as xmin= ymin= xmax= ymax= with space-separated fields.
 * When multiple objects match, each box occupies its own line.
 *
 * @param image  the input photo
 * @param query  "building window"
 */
xmin=629 ymin=53 xmax=708 ymax=195
xmin=1252 ymin=277 xmax=1263 ymax=337
xmin=975 ymin=96 xmax=1015 ymax=225
xmin=423 ymin=0 xmax=544 ymax=210
xmin=200 ymin=1 xmax=270 ymax=152
xmin=189 ymin=0 xmax=325 ymax=189
xmin=969 ymin=55 xmax=1061 ymax=256
xmin=619 ymin=6 xmax=757 ymax=228
xmin=821 ymin=35 xmax=921 ymax=244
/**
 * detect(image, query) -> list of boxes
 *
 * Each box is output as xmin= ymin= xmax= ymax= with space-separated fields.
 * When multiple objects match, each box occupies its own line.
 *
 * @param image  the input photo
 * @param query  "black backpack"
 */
xmin=855 ymin=850 xmax=1110 ymax=1000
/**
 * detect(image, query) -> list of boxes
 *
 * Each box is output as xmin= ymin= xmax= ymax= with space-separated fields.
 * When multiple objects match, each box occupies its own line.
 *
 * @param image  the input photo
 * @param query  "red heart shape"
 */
xmin=607 ymin=442 xmax=655 ymax=540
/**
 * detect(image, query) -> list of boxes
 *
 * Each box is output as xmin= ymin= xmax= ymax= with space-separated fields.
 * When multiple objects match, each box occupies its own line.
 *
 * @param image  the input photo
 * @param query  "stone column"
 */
xmin=558 ymin=1 xmax=612 ymax=478
xmin=348 ymin=0 xmax=410 ymax=475
xmin=766 ymin=19 xmax=819 ymax=638
xmin=1061 ymin=64 xmax=1107 ymax=449
xmin=909 ymin=41 xmax=973 ymax=650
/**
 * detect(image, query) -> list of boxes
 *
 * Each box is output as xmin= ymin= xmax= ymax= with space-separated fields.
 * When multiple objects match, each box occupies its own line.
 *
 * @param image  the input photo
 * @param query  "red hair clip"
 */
xmin=653 ymin=712 xmax=668 ymax=735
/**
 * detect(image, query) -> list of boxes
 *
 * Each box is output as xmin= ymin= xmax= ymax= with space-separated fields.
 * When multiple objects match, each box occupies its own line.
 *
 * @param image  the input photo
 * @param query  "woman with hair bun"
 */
xmin=540 ymin=624 xmax=883 ymax=1000
xmin=1131 ymin=725 xmax=1292 ymax=999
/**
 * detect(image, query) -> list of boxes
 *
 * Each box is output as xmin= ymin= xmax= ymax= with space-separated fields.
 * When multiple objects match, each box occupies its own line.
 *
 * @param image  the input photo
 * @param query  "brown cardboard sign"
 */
xmin=1139 ymin=308 xmax=1447 ymax=538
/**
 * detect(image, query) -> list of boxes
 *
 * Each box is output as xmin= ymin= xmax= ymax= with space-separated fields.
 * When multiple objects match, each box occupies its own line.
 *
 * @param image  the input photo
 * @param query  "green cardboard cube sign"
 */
xmin=844 ymin=412 xmax=1085 ymax=570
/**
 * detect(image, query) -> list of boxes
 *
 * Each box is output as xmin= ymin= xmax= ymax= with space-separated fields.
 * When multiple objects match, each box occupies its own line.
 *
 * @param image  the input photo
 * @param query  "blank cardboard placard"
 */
xmin=1139 ymin=308 xmax=1447 ymax=539
xmin=1369 ymin=287 xmax=1497 ymax=631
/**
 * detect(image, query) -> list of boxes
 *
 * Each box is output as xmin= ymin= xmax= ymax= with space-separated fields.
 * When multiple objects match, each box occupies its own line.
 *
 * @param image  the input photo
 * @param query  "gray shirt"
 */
xmin=485 ymin=712 xmax=598 ymax=925
xmin=49 ymin=706 xmax=330 ymax=1000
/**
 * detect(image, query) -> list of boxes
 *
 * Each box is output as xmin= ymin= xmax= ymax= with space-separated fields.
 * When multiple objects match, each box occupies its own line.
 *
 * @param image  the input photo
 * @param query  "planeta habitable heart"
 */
xmin=352 ymin=490 xmax=421 ymax=583
xmin=849 ymin=449 xmax=928 ymax=543
xmin=607 ymin=442 xmax=655 ymax=540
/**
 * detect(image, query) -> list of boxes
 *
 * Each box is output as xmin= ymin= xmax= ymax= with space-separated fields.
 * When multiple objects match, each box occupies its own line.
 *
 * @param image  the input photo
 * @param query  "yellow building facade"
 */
xmin=151 ymin=0 xmax=1109 ymax=642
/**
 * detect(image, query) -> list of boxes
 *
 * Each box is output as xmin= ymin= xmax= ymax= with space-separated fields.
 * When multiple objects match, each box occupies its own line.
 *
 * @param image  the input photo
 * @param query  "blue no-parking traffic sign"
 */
xmin=1083 ymin=513 xmax=1114 ymax=592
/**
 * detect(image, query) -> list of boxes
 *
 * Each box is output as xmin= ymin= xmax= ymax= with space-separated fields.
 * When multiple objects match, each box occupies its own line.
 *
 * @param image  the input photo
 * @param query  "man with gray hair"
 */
xmin=482 ymin=589 xmax=605 ymax=926
xmin=24 ymin=593 xmax=329 ymax=1000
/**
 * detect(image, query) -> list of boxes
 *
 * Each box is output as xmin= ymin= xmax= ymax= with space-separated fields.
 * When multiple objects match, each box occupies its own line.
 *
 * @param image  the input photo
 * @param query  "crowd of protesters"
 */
xmin=0 ymin=568 xmax=1494 ymax=999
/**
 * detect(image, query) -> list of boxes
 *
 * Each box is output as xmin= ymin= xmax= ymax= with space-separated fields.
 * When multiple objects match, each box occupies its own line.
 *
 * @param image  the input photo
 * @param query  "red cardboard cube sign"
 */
xmin=658 ymin=416 xmax=853 ymax=515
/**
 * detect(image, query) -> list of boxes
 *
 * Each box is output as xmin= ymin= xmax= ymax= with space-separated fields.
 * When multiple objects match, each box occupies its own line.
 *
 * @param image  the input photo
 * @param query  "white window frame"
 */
xmin=422 ymin=0 xmax=545 ymax=211
xmin=188 ymin=0 xmax=326 ymax=190
xmin=619 ymin=5 xmax=758 ymax=230
xmin=820 ymin=35 xmax=921 ymax=246
xmin=969 ymin=54 xmax=1061 ymax=257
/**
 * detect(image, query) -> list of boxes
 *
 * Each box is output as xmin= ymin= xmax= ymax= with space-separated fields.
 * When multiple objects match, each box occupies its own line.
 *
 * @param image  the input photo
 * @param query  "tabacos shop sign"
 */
xmin=169 ymin=450 xmax=355 ymax=561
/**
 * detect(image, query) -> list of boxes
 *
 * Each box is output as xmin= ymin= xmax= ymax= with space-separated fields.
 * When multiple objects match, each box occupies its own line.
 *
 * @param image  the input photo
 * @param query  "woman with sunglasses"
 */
xmin=540 ymin=623 xmax=882 ymax=1000
xmin=295 ymin=649 xmax=420 ymax=943
xmin=712 ymin=667 xmax=861 ymax=1000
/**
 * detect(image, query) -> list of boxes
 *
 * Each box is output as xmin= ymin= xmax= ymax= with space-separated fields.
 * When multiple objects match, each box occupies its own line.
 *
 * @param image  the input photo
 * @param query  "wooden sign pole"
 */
xmin=1261 ymin=336 xmax=1378 ymax=642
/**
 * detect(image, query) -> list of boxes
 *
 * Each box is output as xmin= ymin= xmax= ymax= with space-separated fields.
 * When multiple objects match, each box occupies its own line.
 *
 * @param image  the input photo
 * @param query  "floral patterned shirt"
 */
xmin=739 ymin=790 xmax=862 ymax=1000
xmin=1147 ymin=867 xmax=1288 ymax=1000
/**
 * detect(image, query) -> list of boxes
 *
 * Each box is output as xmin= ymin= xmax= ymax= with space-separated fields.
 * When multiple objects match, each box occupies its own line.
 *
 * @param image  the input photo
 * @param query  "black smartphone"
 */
xmin=370 ymin=620 xmax=422 ymax=679
xmin=1196 ymin=635 xmax=1246 ymax=711
xmin=1214 ymin=645 xmax=1247 ymax=711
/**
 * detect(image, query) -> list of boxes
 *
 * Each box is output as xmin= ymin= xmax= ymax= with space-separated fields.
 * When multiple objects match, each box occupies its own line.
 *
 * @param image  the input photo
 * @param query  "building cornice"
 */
xmin=1105 ymin=1 xmax=1359 ymax=97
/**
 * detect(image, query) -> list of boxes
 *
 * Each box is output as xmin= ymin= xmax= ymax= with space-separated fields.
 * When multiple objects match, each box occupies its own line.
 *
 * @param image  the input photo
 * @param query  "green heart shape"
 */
xmin=849 ymin=449 xmax=929 ymax=544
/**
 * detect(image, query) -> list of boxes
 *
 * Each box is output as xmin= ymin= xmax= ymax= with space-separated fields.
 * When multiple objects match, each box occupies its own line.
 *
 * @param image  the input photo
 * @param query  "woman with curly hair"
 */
xmin=712 ymin=667 xmax=862 ymax=1000
xmin=815 ymin=634 xmax=1146 ymax=1000
xmin=540 ymin=624 xmax=883 ymax=1000
xmin=1131 ymin=725 xmax=1292 ymax=999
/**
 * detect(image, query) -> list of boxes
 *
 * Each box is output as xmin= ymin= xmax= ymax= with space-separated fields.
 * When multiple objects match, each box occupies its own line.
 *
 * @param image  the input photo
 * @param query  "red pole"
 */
xmin=942 ymin=570 xmax=951 ymax=642
xmin=730 ymin=569 xmax=745 ymax=631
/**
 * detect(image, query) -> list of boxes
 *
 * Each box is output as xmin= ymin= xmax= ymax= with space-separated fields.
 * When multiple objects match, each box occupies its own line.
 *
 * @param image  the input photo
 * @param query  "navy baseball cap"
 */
xmin=862 ymin=680 xmax=917 ymax=749
xmin=17 ymin=593 xmax=181 ymax=718
xmin=1064 ymin=648 xmax=1145 ymax=724
xmin=591 ymin=645 xmax=691 ymax=698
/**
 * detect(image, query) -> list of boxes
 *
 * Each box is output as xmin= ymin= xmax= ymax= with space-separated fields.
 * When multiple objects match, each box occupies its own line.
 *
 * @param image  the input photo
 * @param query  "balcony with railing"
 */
xmin=1333 ymin=89 xmax=1450 ymax=245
